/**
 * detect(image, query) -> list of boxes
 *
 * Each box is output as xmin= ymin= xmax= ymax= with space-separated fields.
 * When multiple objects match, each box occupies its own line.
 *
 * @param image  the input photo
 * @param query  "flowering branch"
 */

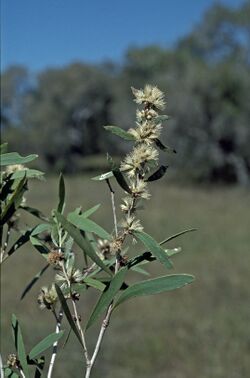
xmin=2 ymin=85 xmax=194 ymax=378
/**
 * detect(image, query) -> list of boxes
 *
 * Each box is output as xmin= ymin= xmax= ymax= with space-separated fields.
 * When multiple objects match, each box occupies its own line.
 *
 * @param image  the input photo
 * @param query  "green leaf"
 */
xmin=3 ymin=367 xmax=12 ymax=377
xmin=65 ymin=251 xmax=75 ymax=272
xmin=50 ymin=223 xmax=59 ymax=246
xmin=134 ymin=231 xmax=173 ymax=269
xmin=54 ymin=284 xmax=84 ymax=348
xmin=31 ymin=223 xmax=52 ymax=236
xmin=146 ymin=165 xmax=168 ymax=182
xmin=83 ymin=277 xmax=106 ymax=292
xmin=160 ymin=228 xmax=197 ymax=246
xmin=28 ymin=331 xmax=64 ymax=360
xmin=67 ymin=212 xmax=111 ymax=240
xmin=64 ymin=236 xmax=74 ymax=259
xmin=165 ymin=247 xmax=182 ymax=257
xmin=155 ymin=115 xmax=170 ymax=123
xmin=86 ymin=267 xmax=127 ymax=329
xmin=0 ymin=176 xmax=14 ymax=202
xmin=82 ymin=204 xmax=100 ymax=218
xmin=0 ymin=176 xmax=27 ymax=226
xmin=155 ymin=139 xmax=176 ymax=154
xmin=71 ymin=283 xmax=87 ymax=295
xmin=104 ymin=125 xmax=136 ymax=141
xmin=57 ymin=173 xmax=65 ymax=213
xmin=106 ymin=154 xmax=132 ymax=194
xmin=11 ymin=314 xmax=30 ymax=378
xmin=6 ymin=229 xmax=35 ymax=259
xmin=115 ymin=274 xmax=195 ymax=307
xmin=61 ymin=328 xmax=72 ymax=350
xmin=55 ymin=212 xmax=112 ymax=276
xmin=112 ymin=169 xmax=131 ymax=194
xmin=30 ymin=236 xmax=50 ymax=259
xmin=131 ymin=265 xmax=150 ymax=276
xmin=92 ymin=171 xmax=114 ymax=181
xmin=0 ymin=142 xmax=8 ymax=154
xmin=20 ymin=264 xmax=49 ymax=300
xmin=4 ymin=368 xmax=19 ymax=378
xmin=0 ymin=152 xmax=38 ymax=166
xmin=11 ymin=169 xmax=44 ymax=180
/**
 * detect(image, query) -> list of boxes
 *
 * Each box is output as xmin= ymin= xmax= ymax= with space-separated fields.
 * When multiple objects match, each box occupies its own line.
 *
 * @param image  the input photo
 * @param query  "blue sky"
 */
xmin=1 ymin=0 xmax=244 ymax=72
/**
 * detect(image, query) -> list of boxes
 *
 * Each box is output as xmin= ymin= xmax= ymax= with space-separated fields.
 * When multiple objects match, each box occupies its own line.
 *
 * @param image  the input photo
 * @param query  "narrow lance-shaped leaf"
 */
xmin=82 ymin=204 xmax=100 ymax=218
xmin=160 ymin=228 xmax=197 ymax=246
xmin=127 ymin=232 xmax=194 ymax=270
xmin=6 ymin=229 xmax=36 ymax=260
xmin=91 ymin=166 xmax=128 ymax=181
xmin=83 ymin=277 xmax=106 ymax=292
xmin=55 ymin=212 xmax=112 ymax=276
xmin=20 ymin=264 xmax=50 ymax=300
xmin=31 ymin=223 xmax=52 ymax=236
xmin=107 ymin=154 xmax=131 ymax=194
xmin=104 ymin=126 xmax=136 ymax=141
xmin=0 ymin=152 xmax=38 ymax=166
xmin=155 ymin=115 xmax=170 ymax=123
xmin=134 ymin=231 xmax=173 ymax=269
xmin=155 ymin=139 xmax=176 ymax=154
xmin=86 ymin=267 xmax=127 ymax=329
xmin=146 ymin=165 xmax=168 ymax=182
xmin=64 ymin=236 xmax=74 ymax=260
xmin=0 ymin=142 xmax=8 ymax=154
xmin=0 ymin=176 xmax=14 ymax=201
xmin=112 ymin=169 xmax=132 ymax=194
xmin=11 ymin=169 xmax=45 ymax=180
xmin=11 ymin=314 xmax=30 ymax=378
xmin=92 ymin=171 xmax=114 ymax=181
xmin=29 ymin=236 xmax=50 ymax=259
xmin=4 ymin=368 xmax=19 ymax=378
xmin=165 ymin=247 xmax=182 ymax=257
xmin=131 ymin=265 xmax=150 ymax=276
xmin=67 ymin=211 xmax=111 ymax=240
xmin=115 ymin=274 xmax=195 ymax=307
xmin=57 ymin=173 xmax=65 ymax=213
xmin=55 ymin=284 xmax=84 ymax=349
xmin=1 ymin=176 xmax=27 ymax=226
xmin=28 ymin=331 xmax=64 ymax=360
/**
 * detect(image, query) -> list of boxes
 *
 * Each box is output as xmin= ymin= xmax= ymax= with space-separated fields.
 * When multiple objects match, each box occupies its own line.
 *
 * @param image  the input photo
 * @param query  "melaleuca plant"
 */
xmin=1 ymin=85 xmax=195 ymax=378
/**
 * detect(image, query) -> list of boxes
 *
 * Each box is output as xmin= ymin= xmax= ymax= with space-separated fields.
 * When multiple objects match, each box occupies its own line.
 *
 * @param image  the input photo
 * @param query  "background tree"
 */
xmin=2 ymin=1 xmax=250 ymax=183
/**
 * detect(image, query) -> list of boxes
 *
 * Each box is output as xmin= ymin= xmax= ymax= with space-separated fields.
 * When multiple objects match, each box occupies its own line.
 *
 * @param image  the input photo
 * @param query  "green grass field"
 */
xmin=2 ymin=176 xmax=250 ymax=378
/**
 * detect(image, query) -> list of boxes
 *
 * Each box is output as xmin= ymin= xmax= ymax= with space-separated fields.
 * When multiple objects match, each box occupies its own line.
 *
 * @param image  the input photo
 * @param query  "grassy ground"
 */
xmin=2 ymin=176 xmax=250 ymax=378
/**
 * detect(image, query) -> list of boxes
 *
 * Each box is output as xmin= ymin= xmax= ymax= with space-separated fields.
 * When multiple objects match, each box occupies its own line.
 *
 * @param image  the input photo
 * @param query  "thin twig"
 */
xmin=105 ymin=179 xmax=118 ymax=237
xmin=85 ymin=305 xmax=113 ymax=378
xmin=85 ymin=179 xmax=121 ymax=377
xmin=82 ymin=262 xmax=96 ymax=278
xmin=47 ymin=307 xmax=63 ymax=378
xmin=18 ymin=368 xmax=25 ymax=378
xmin=0 ymin=353 xmax=4 ymax=378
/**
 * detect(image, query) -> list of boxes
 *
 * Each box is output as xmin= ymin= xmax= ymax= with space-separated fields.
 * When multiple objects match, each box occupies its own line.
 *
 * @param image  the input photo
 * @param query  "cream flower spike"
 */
xmin=131 ymin=85 xmax=166 ymax=110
